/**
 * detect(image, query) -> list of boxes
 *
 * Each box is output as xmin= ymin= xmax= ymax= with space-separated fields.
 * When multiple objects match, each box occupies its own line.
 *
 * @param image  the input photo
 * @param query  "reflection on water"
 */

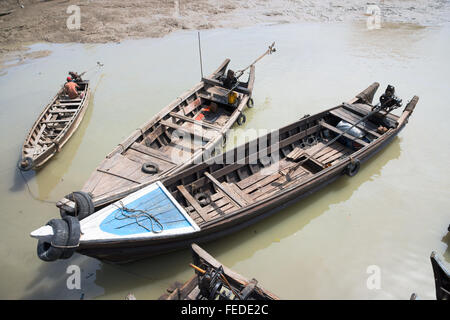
xmin=0 ymin=21 xmax=449 ymax=300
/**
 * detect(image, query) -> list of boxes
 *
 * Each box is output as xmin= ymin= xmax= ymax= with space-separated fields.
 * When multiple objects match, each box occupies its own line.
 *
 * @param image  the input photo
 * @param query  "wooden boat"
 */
xmin=159 ymin=244 xmax=278 ymax=300
xmin=18 ymin=80 xmax=91 ymax=171
xmin=31 ymin=82 xmax=419 ymax=263
xmin=411 ymin=251 xmax=450 ymax=300
xmin=56 ymin=59 xmax=255 ymax=218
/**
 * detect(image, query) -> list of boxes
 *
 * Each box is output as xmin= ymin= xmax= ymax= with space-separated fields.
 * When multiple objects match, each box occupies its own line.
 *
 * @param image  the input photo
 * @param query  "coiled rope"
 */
xmin=112 ymin=201 xmax=164 ymax=233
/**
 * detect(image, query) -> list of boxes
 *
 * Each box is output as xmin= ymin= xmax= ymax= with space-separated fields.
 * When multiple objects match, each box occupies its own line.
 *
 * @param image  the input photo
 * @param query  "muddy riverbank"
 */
xmin=1 ymin=0 xmax=449 ymax=70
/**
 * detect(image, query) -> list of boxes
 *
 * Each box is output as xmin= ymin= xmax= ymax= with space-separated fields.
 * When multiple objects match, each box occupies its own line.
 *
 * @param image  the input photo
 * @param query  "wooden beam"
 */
xmin=96 ymin=168 xmax=142 ymax=184
xmin=49 ymin=109 xmax=77 ymax=114
xmin=169 ymin=112 xmax=222 ymax=131
xmin=160 ymin=119 xmax=211 ymax=142
xmin=319 ymin=121 xmax=368 ymax=147
xmin=330 ymin=108 xmax=380 ymax=137
xmin=203 ymin=172 xmax=245 ymax=207
xmin=176 ymin=185 xmax=210 ymax=222
xmin=42 ymin=119 xmax=72 ymax=124
xmin=182 ymin=97 xmax=202 ymax=116
xmin=130 ymin=142 xmax=177 ymax=164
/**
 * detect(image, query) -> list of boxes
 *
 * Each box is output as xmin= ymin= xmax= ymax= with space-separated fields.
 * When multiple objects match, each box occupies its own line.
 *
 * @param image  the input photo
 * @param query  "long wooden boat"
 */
xmin=18 ymin=80 xmax=91 ymax=171
xmin=31 ymin=82 xmax=419 ymax=263
xmin=159 ymin=244 xmax=278 ymax=300
xmin=56 ymin=59 xmax=255 ymax=218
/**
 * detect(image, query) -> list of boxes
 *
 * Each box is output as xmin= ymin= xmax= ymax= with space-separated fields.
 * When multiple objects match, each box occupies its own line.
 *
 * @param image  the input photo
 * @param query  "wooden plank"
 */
xmin=227 ymin=183 xmax=253 ymax=205
xmin=96 ymin=168 xmax=141 ymax=184
xmin=53 ymin=103 xmax=79 ymax=107
xmin=236 ymin=159 xmax=289 ymax=190
xmin=316 ymin=145 xmax=346 ymax=162
xmin=182 ymin=97 xmax=202 ymax=115
xmin=320 ymin=149 xmax=348 ymax=164
xmin=319 ymin=121 xmax=368 ymax=147
xmin=169 ymin=112 xmax=222 ymax=131
xmin=160 ymin=119 xmax=211 ymax=142
xmin=177 ymin=185 xmax=210 ymax=222
xmin=210 ymin=58 xmax=230 ymax=76
xmin=145 ymin=125 xmax=164 ymax=146
xmin=251 ymin=170 xmax=310 ymax=201
xmin=178 ymin=276 xmax=198 ymax=299
xmin=42 ymin=119 xmax=72 ymax=124
xmin=124 ymin=149 xmax=176 ymax=173
xmin=286 ymin=147 xmax=305 ymax=161
xmin=130 ymin=142 xmax=178 ymax=164
xmin=344 ymin=102 xmax=399 ymax=122
xmin=330 ymin=108 xmax=380 ymax=137
xmin=60 ymin=99 xmax=81 ymax=103
xmin=49 ymin=109 xmax=77 ymax=114
xmin=203 ymin=172 xmax=245 ymax=208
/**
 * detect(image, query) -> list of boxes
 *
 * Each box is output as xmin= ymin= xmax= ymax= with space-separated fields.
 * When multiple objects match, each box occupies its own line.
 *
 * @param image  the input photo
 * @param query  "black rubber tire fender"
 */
xmin=247 ymin=98 xmax=254 ymax=108
xmin=237 ymin=113 xmax=246 ymax=126
xmin=345 ymin=159 xmax=361 ymax=177
xmin=60 ymin=191 xmax=94 ymax=220
xmin=18 ymin=157 xmax=34 ymax=171
xmin=195 ymin=192 xmax=211 ymax=207
xmin=142 ymin=162 xmax=159 ymax=174
xmin=37 ymin=219 xmax=69 ymax=262
xmin=221 ymin=134 xmax=227 ymax=148
xmin=60 ymin=216 xmax=81 ymax=259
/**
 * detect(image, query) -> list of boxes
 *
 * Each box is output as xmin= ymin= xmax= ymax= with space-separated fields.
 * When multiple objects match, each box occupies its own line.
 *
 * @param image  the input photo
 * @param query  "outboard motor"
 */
xmin=379 ymin=85 xmax=402 ymax=112
xmin=197 ymin=266 xmax=237 ymax=300
xmin=222 ymin=70 xmax=238 ymax=90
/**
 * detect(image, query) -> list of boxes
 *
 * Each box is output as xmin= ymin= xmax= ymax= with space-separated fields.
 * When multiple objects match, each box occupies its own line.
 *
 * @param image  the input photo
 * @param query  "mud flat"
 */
xmin=1 ymin=0 xmax=449 ymax=69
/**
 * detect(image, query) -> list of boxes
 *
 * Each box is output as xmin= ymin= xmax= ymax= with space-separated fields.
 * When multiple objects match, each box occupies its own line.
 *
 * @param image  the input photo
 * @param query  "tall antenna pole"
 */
xmin=198 ymin=31 xmax=204 ymax=79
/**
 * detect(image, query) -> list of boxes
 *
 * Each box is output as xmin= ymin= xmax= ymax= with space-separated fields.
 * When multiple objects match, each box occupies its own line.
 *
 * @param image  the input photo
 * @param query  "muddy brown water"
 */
xmin=0 ymin=21 xmax=449 ymax=299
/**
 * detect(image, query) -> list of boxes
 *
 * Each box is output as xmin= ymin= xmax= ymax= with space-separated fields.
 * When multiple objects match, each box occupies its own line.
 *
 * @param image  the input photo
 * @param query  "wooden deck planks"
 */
xmin=129 ymin=142 xmax=179 ymax=164
xmin=204 ymin=172 xmax=246 ymax=207
xmin=177 ymin=185 xmax=210 ymax=222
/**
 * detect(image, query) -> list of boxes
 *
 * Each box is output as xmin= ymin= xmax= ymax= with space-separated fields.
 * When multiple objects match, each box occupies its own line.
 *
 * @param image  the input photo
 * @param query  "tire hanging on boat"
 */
xmin=60 ymin=216 xmax=81 ymax=259
xmin=345 ymin=158 xmax=360 ymax=177
xmin=237 ymin=113 xmax=246 ymax=126
xmin=247 ymin=98 xmax=254 ymax=108
xmin=195 ymin=192 xmax=211 ymax=207
xmin=18 ymin=157 xmax=34 ymax=171
xmin=37 ymin=219 xmax=69 ymax=262
xmin=142 ymin=162 xmax=159 ymax=174
xmin=60 ymin=191 xmax=94 ymax=220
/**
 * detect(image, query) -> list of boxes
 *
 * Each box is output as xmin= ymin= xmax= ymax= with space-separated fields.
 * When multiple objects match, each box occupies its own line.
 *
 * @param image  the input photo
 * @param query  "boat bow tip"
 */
xmin=30 ymin=225 xmax=54 ymax=241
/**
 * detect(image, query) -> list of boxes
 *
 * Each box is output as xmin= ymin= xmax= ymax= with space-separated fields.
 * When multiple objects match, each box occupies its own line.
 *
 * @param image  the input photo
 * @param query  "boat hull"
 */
xmin=77 ymin=121 xmax=406 ymax=263
xmin=20 ymin=81 xmax=91 ymax=170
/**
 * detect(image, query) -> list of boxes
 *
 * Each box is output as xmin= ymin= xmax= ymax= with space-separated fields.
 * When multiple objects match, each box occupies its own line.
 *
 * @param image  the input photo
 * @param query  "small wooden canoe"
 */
xmin=31 ymin=82 xmax=419 ymax=263
xmin=56 ymin=59 xmax=255 ymax=217
xmin=19 ymin=81 xmax=90 ymax=171
xmin=159 ymin=244 xmax=279 ymax=300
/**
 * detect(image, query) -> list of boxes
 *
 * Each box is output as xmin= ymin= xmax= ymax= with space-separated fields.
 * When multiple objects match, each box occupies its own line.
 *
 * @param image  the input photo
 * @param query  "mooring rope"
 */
xmin=112 ymin=201 xmax=164 ymax=233
xmin=18 ymin=168 xmax=58 ymax=204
